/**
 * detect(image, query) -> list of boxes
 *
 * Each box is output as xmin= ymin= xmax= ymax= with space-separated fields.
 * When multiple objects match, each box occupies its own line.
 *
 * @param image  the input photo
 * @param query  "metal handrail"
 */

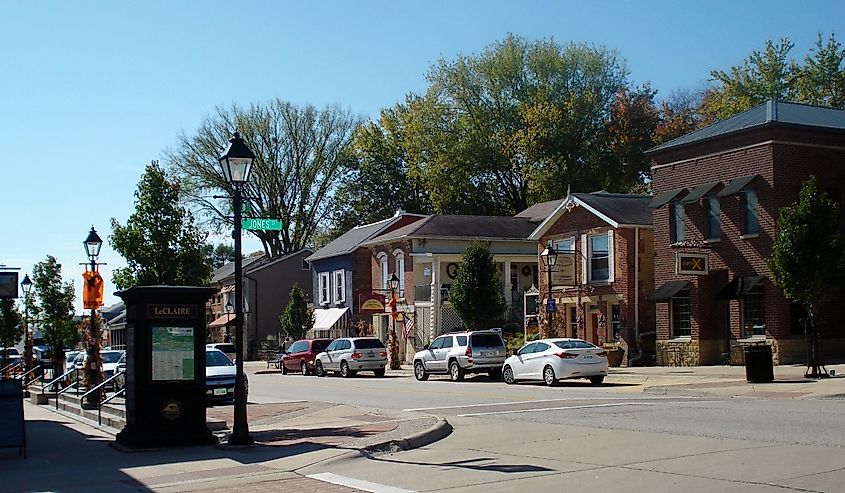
xmin=39 ymin=367 xmax=78 ymax=394
xmin=79 ymin=369 xmax=125 ymax=404
xmin=15 ymin=365 xmax=42 ymax=384
xmin=98 ymin=387 xmax=125 ymax=425
xmin=55 ymin=371 xmax=82 ymax=409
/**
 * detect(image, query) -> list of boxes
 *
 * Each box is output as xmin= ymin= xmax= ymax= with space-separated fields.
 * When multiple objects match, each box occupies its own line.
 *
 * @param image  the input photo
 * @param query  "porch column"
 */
xmin=503 ymin=261 xmax=513 ymax=310
xmin=430 ymin=258 xmax=440 ymax=342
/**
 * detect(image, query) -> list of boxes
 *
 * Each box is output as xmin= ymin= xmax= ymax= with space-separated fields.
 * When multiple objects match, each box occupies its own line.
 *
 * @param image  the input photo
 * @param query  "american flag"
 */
xmin=402 ymin=314 xmax=414 ymax=341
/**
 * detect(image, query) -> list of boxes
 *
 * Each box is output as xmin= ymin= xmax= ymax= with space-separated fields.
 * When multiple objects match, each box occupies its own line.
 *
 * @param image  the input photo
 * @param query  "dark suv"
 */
xmin=281 ymin=338 xmax=331 ymax=375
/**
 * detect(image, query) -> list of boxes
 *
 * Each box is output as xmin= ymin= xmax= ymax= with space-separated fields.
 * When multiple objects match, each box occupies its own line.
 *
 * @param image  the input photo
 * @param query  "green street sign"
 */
xmin=242 ymin=218 xmax=282 ymax=230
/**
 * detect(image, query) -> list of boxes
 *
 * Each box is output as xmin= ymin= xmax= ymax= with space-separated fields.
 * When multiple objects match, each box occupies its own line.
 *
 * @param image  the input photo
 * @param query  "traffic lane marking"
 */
xmin=308 ymin=472 xmax=416 ymax=493
xmin=403 ymin=395 xmax=703 ymax=412
xmin=458 ymin=402 xmax=655 ymax=417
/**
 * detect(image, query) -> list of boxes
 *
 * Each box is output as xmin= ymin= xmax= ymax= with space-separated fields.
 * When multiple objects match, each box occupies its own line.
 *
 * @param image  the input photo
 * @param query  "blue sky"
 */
xmin=2 ymin=1 xmax=842 ymax=312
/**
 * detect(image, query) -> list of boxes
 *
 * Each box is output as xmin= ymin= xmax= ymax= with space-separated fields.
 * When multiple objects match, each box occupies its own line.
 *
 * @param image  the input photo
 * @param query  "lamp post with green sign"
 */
xmin=218 ymin=131 xmax=255 ymax=446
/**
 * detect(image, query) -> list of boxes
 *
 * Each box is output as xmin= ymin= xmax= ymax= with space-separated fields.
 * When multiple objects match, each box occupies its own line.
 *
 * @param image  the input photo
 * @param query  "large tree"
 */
xmin=768 ymin=177 xmax=845 ymax=376
xmin=165 ymin=100 xmax=360 ymax=257
xmin=392 ymin=35 xmax=647 ymax=215
xmin=450 ymin=241 xmax=506 ymax=329
xmin=110 ymin=161 xmax=211 ymax=289
xmin=0 ymin=299 xmax=22 ymax=370
xmin=32 ymin=255 xmax=76 ymax=374
xmin=279 ymin=285 xmax=313 ymax=342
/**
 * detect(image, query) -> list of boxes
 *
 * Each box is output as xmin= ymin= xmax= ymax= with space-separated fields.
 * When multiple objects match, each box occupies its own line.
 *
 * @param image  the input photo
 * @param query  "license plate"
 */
xmin=213 ymin=388 xmax=228 ymax=396
xmin=367 ymin=352 xmax=375 ymax=357
xmin=482 ymin=351 xmax=493 ymax=357
xmin=585 ymin=354 xmax=593 ymax=359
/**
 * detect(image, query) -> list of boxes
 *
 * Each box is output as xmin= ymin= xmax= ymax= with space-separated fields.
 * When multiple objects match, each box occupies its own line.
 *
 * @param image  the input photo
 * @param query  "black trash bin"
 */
xmin=744 ymin=344 xmax=774 ymax=383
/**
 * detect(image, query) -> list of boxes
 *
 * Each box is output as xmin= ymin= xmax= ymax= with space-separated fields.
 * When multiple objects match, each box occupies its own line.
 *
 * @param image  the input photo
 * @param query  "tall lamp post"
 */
xmin=20 ymin=274 xmax=33 ymax=373
xmin=219 ymin=131 xmax=255 ymax=446
xmin=540 ymin=242 xmax=558 ymax=337
xmin=83 ymin=227 xmax=104 ymax=401
xmin=387 ymin=273 xmax=400 ymax=370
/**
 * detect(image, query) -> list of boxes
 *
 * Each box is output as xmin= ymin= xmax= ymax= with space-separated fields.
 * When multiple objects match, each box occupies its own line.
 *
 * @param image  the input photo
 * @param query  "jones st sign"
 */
xmin=241 ymin=218 xmax=283 ymax=231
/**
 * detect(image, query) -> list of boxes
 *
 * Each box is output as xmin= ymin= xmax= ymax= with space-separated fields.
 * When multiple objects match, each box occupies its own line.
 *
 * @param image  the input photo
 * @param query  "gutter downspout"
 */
xmin=634 ymin=227 xmax=640 ymax=359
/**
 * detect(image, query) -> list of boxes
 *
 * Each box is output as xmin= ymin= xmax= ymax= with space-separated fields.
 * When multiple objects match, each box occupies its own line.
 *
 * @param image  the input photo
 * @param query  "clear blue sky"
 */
xmin=2 ymin=1 xmax=842 ymax=313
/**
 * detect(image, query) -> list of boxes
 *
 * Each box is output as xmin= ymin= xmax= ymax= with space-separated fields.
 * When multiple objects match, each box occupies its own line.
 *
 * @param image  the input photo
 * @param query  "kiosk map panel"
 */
xmin=151 ymin=326 xmax=195 ymax=380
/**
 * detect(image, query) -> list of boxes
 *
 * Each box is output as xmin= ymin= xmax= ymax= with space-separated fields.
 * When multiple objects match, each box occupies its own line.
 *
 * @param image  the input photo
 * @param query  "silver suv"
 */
xmin=413 ymin=330 xmax=506 ymax=381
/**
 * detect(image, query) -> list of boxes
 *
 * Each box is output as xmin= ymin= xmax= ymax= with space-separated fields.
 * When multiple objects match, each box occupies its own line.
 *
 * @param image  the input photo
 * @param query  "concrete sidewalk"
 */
xmin=2 ymin=400 xmax=449 ymax=493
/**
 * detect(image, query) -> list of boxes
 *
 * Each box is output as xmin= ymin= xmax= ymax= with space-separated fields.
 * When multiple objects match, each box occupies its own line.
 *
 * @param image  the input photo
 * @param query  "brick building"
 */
xmin=646 ymin=100 xmax=845 ymax=366
xmin=526 ymin=191 xmax=655 ymax=364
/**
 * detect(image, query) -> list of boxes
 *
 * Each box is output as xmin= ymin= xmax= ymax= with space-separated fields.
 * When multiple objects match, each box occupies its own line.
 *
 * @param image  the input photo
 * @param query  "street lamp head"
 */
xmin=225 ymin=297 xmax=233 ymax=313
xmin=20 ymin=274 xmax=32 ymax=296
xmin=218 ymin=131 xmax=255 ymax=184
xmin=540 ymin=241 xmax=558 ymax=267
xmin=84 ymin=226 xmax=103 ymax=260
xmin=388 ymin=273 xmax=400 ymax=293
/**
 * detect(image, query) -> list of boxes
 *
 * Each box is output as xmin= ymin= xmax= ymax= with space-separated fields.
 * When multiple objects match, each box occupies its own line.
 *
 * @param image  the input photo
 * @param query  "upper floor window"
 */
xmin=394 ymin=250 xmax=405 ymax=297
xmin=318 ymin=272 xmax=330 ymax=305
xmin=705 ymin=196 xmax=721 ymax=241
xmin=742 ymin=190 xmax=759 ymax=235
xmin=378 ymin=253 xmax=388 ymax=293
xmin=332 ymin=270 xmax=345 ymax=304
xmin=589 ymin=234 xmax=610 ymax=282
xmin=670 ymin=202 xmax=685 ymax=243
xmin=553 ymin=237 xmax=575 ymax=253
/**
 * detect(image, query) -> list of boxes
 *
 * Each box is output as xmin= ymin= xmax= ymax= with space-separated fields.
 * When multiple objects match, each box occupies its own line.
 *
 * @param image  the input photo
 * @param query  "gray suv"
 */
xmin=413 ymin=330 xmax=506 ymax=381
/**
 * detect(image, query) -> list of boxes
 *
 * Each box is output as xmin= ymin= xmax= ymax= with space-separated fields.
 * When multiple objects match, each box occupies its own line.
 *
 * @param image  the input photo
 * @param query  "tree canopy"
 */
xmin=450 ymin=241 xmax=506 ymax=329
xmin=166 ymin=100 xmax=360 ymax=257
xmin=279 ymin=284 xmax=313 ymax=341
xmin=110 ymin=161 xmax=211 ymax=289
xmin=32 ymin=255 xmax=76 ymax=369
xmin=0 ymin=299 xmax=22 ymax=367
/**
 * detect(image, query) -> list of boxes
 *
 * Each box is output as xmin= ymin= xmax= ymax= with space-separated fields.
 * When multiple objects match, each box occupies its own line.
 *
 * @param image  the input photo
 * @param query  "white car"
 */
xmin=72 ymin=350 xmax=124 ymax=379
xmin=205 ymin=347 xmax=248 ymax=403
xmin=206 ymin=343 xmax=237 ymax=362
xmin=314 ymin=337 xmax=387 ymax=378
xmin=503 ymin=338 xmax=608 ymax=386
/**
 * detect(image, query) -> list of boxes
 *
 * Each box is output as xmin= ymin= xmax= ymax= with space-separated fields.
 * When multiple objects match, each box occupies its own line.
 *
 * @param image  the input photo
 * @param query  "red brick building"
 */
xmin=526 ymin=191 xmax=655 ymax=365
xmin=647 ymin=100 xmax=845 ymax=366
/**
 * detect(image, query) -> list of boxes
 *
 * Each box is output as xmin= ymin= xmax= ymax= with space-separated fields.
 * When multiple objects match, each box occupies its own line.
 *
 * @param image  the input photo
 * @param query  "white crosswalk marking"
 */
xmin=458 ymin=402 xmax=654 ymax=417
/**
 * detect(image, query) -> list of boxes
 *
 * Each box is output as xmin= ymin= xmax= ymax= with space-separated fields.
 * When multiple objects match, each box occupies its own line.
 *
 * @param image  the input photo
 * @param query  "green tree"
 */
xmin=0 ymin=299 xmax=22 ymax=370
xmin=450 ymin=241 xmax=506 ymax=329
xmin=279 ymin=285 xmax=314 ymax=341
xmin=110 ymin=161 xmax=212 ymax=289
xmin=165 ymin=100 xmax=360 ymax=257
xmin=32 ymin=255 xmax=77 ymax=373
xmin=794 ymin=34 xmax=845 ymax=107
xmin=769 ymin=177 xmax=845 ymax=375
xmin=203 ymin=243 xmax=236 ymax=270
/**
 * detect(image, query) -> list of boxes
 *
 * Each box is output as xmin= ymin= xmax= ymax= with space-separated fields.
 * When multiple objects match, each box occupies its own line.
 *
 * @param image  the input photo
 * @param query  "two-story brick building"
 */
xmin=646 ymin=100 xmax=845 ymax=366
xmin=527 ymin=191 xmax=655 ymax=364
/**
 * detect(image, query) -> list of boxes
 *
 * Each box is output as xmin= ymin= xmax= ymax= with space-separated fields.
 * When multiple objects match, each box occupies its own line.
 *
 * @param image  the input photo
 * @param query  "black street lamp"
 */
xmin=387 ymin=273 xmax=401 ymax=369
xmin=20 ymin=274 xmax=33 ymax=373
xmin=540 ymin=242 xmax=558 ymax=337
xmin=83 ymin=226 xmax=104 ymax=403
xmin=219 ymin=131 xmax=255 ymax=446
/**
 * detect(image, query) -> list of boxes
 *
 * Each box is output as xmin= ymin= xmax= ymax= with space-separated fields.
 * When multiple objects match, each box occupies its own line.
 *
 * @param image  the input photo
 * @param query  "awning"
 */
xmin=208 ymin=314 xmax=236 ymax=327
xmin=681 ymin=182 xmax=721 ymax=203
xmin=314 ymin=307 xmax=350 ymax=331
xmin=650 ymin=188 xmax=687 ymax=208
xmin=647 ymin=281 xmax=690 ymax=302
xmin=715 ymin=276 xmax=765 ymax=300
xmin=717 ymin=175 xmax=757 ymax=197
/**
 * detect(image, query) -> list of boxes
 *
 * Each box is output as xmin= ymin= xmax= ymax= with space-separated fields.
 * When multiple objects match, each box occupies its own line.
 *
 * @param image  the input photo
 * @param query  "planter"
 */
xmin=605 ymin=348 xmax=625 ymax=367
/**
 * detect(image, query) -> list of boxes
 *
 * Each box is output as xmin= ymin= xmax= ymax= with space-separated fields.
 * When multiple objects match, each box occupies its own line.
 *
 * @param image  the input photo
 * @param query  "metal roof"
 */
xmin=306 ymin=215 xmax=425 ymax=262
xmin=364 ymin=214 xmax=538 ymax=245
xmin=681 ymin=182 xmax=721 ymax=203
xmin=648 ymin=100 xmax=845 ymax=154
xmin=717 ymin=175 xmax=758 ymax=197
xmin=650 ymin=188 xmax=687 ymax=209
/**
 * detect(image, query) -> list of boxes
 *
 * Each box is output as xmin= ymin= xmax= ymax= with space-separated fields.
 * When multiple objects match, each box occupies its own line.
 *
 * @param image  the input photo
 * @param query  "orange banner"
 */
xmin=82 ymin=271 xmax=104 ymax=309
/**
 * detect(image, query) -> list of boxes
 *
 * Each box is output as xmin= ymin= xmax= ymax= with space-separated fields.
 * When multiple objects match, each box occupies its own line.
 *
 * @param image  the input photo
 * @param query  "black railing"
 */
xmin=98 ymin=386 xmax=126 ymax=425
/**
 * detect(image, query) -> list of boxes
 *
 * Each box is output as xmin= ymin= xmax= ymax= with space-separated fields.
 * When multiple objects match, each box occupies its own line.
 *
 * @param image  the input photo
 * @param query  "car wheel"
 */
xmin=340 ymin=361 xmax=352 ymax=378
xmin=315 ymin=361 xmax=326 ymax=377
xmin=503 ymin=365 xmax=516 ymax=385
xmin=374 ymin=368 xmax=385 ymax=377
xmin=488 ymin=368 xmax=502 ymax=380
xmin=543 ymin=365 xmax=557 ymax=387
xmin=414 ymin=361 xmax=428 ymax=381
xmin=301 ymin=361 xmax=309 ymax=376
xmin=589 ymin=375 xmax=605 ymax=385
xmin=449 ymin=360 xmax=464 ymax=382
xmin=281 ymin=363 xmax=288 ymax=375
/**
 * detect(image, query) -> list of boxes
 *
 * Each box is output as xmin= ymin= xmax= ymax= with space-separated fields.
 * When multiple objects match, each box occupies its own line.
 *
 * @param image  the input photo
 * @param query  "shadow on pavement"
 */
xmin=368 ymin=454 xmax=555 ymax=474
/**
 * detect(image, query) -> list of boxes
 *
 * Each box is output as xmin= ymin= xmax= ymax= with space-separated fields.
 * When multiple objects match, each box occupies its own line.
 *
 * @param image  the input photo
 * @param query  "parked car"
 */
xmin=205 ymin=347 xmax=248 ymax=404
xmin=413 ymin=329 xmax=507 ymax=382
xmin=65 ymin=350 xmax=81 ymax=368
xmin=114 ymin=352 xmax=126 ymax=391
xmin=71 ymin=350 xmax=125 ymax=379
xmin=315 ymin=337 xmax=387 ymax=378
xmin=281 ymin=338 xmax=331 ymax=375
xmin=0 ymin=347 xmax=22 ymax=371
xmin=502 ymin=338 xmax=608 ymax=386
xmin=206 ymin=343 xmax=237 ymax=362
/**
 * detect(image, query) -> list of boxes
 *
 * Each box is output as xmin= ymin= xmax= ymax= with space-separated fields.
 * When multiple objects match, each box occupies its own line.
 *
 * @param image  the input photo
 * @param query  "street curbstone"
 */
xmin=364 ymin=417 xmax=452 ymax=453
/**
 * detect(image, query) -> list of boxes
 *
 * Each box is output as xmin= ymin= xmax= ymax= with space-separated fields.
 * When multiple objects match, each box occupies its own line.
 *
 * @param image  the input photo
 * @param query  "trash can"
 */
xmin=744 ymin=344 xmax=774 ymax=383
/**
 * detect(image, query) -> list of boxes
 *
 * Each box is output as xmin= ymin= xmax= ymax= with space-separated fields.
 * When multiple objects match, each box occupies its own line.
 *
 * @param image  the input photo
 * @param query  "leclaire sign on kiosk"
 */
xmin=115 ymin=286 xmax=218 ymax=448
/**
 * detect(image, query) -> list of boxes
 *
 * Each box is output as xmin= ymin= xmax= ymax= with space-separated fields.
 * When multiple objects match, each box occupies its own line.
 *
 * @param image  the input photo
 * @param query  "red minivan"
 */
xmin=282 ymin=339 xmax=332 ymax=375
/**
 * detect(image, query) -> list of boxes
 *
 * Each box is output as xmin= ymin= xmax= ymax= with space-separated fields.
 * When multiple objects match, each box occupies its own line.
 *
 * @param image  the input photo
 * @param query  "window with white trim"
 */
xmin=378 ymin=253 xmax=388 ymax=293
xmin=393 ymin=250 xmax=405 ymax=297
xmin=589 ymin=234 xmax=610 ymax=282
xmin=332 ymin=270 xmax=345 ymax=304
xmin=318 ymin=272 xmax=330 ymax=305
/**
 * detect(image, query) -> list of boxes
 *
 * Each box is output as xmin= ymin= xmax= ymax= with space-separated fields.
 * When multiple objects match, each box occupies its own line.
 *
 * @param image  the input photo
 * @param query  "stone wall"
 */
xmin=656 ymin=339 xmax=700 ymax=366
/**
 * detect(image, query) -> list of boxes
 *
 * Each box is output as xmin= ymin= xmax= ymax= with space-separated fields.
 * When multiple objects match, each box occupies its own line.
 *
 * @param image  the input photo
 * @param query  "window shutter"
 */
xmin=581 ymin=234 xmax=588 ymax=284
xmin=607 ymin=230 xmax=615 ymax=283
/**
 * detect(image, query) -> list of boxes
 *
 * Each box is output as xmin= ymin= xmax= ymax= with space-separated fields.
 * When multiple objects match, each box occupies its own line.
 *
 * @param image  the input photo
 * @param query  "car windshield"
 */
xmin=213 ymin=344 xmax=237 ymax=354
xmin=470 ymin=333 xmax=504 ymax=348
xmin=206 ymin=351 xmax=234 ymax=367
xmin=354 ymin=339 xmax=385 ymax=350
xmin=102 ymin=352 xmax=123 ymax=363
xmin=311 ymin=340 xmax=330 ymax=352
xmin=553 ymin=340 xmax=597 ymax=349
xmin=2 ymin=348 xmax=20 ymax=356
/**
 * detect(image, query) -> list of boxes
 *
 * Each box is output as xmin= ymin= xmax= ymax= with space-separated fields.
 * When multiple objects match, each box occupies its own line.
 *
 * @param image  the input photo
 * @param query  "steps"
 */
xmin=46 ymin=391 xmax=126 ymax=434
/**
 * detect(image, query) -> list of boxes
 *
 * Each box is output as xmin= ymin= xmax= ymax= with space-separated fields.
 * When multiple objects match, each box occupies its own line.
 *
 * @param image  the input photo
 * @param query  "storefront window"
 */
xmin=671 ymin=291 xmax=691 ymax=337
xmin=743 ymin=285 xmax=766 ymax=336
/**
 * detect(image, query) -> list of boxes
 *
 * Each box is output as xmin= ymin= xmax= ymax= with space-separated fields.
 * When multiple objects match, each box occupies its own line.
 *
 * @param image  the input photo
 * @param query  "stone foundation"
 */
xmin=656 ymin=339 xmax=700 ymax=366
xmin=729 ymin=338 xmax=778 ymax=366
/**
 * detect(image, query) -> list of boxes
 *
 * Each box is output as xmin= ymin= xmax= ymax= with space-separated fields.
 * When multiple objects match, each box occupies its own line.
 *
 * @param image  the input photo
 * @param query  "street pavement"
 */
xmin=3 ymin=361 xmax=844 ymax=492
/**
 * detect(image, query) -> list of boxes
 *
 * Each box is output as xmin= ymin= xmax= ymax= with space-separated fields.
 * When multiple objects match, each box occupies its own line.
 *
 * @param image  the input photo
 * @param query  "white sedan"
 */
xmin=503 ymin=338 xmax=608 ymax=386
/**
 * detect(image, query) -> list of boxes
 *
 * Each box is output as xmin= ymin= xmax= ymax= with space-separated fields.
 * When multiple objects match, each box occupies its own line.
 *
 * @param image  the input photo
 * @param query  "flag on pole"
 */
xmin=402 ymin=314 xmax=414 ymax=341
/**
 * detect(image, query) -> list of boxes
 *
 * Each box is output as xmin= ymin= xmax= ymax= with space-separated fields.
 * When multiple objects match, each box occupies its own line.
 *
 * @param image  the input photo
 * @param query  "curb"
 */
xmin=364 ymin=417 xmax=453 ymax=453
xmin=642 ymin=386 xmax=709 ymax=397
